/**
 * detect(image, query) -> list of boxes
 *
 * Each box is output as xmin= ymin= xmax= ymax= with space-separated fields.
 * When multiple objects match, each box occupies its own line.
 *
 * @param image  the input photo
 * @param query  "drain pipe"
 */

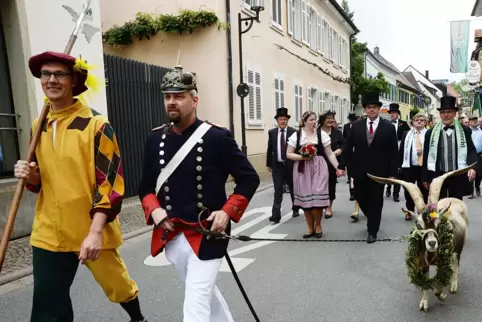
xmin=225 ymin=0 xmax=235 ymax=136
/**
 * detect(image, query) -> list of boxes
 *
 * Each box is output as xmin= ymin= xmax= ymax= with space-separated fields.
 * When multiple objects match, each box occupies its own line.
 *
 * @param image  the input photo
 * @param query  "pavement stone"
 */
xmin=0 ymin=171 xmax=273 ymax=284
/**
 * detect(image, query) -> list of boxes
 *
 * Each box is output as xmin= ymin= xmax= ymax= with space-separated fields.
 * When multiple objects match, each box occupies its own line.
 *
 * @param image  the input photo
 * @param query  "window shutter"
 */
xmin=247 ymin=68 xmax=255 ymax=121
xmin=255 ymin=71 xmax=262 ymax=121
xmin=280 ymin=79 xmax=285 ymax=108
xmin=288 ymin=0 xmax=294 ymax=35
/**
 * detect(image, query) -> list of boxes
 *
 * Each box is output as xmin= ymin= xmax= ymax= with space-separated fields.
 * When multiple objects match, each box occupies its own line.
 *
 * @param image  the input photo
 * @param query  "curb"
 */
xmin=0 ymin=183 xmax=273 ymax=287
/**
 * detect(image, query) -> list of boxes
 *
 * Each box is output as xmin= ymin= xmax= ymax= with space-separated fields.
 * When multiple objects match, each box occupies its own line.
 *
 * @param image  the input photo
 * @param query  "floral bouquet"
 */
xmin=298 ymin=144 xmax=317 ymax=173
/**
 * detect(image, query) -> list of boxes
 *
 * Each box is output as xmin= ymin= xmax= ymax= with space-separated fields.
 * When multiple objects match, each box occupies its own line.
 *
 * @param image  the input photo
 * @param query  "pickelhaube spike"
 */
xmin=160 ymin=48 xmax=197 ymax=93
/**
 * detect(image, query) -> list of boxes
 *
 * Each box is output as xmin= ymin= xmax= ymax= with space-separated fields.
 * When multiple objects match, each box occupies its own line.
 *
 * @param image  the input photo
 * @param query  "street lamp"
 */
xmin=236 ymin=2 xmax=264 ymax=155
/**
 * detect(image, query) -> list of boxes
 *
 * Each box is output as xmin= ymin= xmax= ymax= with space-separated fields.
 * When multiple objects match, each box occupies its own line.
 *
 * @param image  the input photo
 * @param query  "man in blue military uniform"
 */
xmin=138 ymin=62 xmax=260 ymax=321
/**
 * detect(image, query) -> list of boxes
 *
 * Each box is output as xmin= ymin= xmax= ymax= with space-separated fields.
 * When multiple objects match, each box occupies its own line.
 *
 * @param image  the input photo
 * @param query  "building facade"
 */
xmin=396 ymin=73 xmax=422 ymax=121
xmin=403 ymin=66 xmax=441 ymax=122
xmin=364 ymin=47 xmax=399 ymax=119
xmin=101 ymin=0 xmax=358 ymax=171
xmin=0 ymin=0 xmax=108 ymax=239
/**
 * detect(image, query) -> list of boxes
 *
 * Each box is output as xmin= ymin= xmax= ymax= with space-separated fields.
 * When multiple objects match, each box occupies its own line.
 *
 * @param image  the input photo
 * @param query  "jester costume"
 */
xmin=26 ymin=51 xmax=146 ymax=322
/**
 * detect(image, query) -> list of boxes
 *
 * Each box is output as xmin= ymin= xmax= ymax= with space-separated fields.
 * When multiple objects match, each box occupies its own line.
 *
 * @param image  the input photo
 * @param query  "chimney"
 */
xmin=425 ymin=70 xmax=429 ymax=79
xmin=374 ymin=46 xmax=379 ymax=55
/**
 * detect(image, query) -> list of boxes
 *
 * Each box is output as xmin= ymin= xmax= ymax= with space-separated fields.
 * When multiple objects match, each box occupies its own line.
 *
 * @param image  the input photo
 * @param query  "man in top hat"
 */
xmin=338 ymin=92 xmax=399 ymax=243
xmin=385 ymin=103 xmax=411 ymax=202
xmin=14 ymin=51 xmax=147 ymax=322
xmin=138 ymin=62 xmax=260 ymax=321
xmin=399 ymin=113 xmax=429 ymax=220
xmin=468 ymin=114 xmax=482 ymax=198
xmin=422 ymin=95 xmax=477 ymax=200
xmin=266 ymin=107 xmax=299 ymax=222
xmin=343 ymin=111 xmax=358 ymax=200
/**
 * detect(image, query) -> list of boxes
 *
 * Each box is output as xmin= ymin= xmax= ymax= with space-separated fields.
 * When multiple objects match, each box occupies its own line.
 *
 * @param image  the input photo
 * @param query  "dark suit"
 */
xmin=343 ymin=122 xmax=355 ymax=198
xmin=386 ymin=119 xmax=411 ymax=198
xmin=421 ymin=125 xmax=477 ymax=200
xmin=339 ymin=117 xmax=398 ymax=236
xmin=398 ymin=130 xmax=428 ymax=211
xmin=266 ymin=126 xmax=298 ymax=218
xmin=138 ymin=118 xmax=260 ymax=260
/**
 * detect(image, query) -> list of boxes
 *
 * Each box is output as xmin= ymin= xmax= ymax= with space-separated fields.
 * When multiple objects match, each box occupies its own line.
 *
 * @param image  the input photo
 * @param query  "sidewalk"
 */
xmin=0 ymin=172 xmax=272 ymax=286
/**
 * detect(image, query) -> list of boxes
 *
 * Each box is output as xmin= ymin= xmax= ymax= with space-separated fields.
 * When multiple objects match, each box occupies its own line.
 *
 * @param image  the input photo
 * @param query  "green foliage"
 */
xmin=349 ymin=41 xmax=390 ymax=103
xmin=103 ymin=9 xmax=228 ymax=47
xmin=341 ymin=0 xmax=354 ymax=21
xmin=410 ymin=106 xmax=421 ymax=119
xmin=450 ymin=79 xmax=472 ymax=107
xmin=405 ymin=216 xmax=455 ymax=290
xmin=341 ymin=1 xmax=389 ymax=104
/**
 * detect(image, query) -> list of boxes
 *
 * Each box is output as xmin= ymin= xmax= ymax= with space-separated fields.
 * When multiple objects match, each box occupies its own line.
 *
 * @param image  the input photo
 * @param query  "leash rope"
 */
xmin=169 ymin=210 xmax=408 ymax=322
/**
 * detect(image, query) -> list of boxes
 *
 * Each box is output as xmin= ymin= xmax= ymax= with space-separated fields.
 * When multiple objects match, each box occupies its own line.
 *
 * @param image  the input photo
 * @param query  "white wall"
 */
xmin=24 ymin=0 xmax=108 ymax=116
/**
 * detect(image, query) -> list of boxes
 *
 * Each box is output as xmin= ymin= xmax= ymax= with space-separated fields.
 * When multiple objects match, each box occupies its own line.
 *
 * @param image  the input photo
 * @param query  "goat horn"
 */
xmin=428 ymin=162 xmax=478 ymax=204
xmin=367 ymin=174 xmax=425 ymax=213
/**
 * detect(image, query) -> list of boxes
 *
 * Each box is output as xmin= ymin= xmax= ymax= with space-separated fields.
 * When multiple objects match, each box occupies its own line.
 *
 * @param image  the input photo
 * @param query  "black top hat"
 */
xmin=362 ymin=92 xmax=382 ymax=107
xmin=347 ymin=111 xmax=357 ymax=120
xmin=438 ymin=96 xmax=458 ymax=111
xmin=388 ymin=103 xmax=400 ymax=113
xmin=274 ymin=107 xmax=291 ymax=119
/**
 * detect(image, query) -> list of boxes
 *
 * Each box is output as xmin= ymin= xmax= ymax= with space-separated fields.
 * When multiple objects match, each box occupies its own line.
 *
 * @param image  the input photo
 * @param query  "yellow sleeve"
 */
xmin=90 ymin=120 xmax=125 ymax=222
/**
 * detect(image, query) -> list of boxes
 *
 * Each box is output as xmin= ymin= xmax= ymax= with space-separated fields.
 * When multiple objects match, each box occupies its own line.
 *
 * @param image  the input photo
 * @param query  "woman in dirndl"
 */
xmin=287 ymin=111 xmax=344 ymax=238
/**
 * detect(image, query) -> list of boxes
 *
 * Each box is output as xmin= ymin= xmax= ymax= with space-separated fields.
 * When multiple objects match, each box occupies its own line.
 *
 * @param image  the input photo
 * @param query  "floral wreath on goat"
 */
xmin=405 ymin=204 xmax=455 ymax=290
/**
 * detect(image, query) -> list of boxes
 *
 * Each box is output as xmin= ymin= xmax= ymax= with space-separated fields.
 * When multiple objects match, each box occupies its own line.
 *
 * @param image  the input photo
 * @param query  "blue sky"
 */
xmin=340 ymin=0 xmax=482 ymax=83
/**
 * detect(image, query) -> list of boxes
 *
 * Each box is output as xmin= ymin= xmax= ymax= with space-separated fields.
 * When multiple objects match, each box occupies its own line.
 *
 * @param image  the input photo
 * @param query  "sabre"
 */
xmin=0 ymin=0 xmax=94 ymax=273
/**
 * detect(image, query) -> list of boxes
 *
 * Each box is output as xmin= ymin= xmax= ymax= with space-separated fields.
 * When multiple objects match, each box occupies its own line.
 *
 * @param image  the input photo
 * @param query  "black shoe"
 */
xmin=349 ymin=195 xmax=355 ymax=201
xmin=367 ymin=234 xmax=377 ymax=244
xmin=269 ymin=216 xmax=280 ymax=224
xmin=314 ymin=231 xmax=323 ymax=238
xmin=386 ymin=190 xmax=391 ymax=197
xmin=350 ymin=214 xmax=359 ymax=222
xmin=393 ymin=193 xmax=400 ymax=202
xmin=303 ymin=232 xmax=314 ymax=238
xmin=292 ymin=211 xmax=299 ymax=218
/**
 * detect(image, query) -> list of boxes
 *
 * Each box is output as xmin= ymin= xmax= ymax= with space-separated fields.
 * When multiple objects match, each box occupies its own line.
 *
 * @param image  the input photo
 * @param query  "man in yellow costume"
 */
xmin=13 ymin=51 xmax=147 ymax=322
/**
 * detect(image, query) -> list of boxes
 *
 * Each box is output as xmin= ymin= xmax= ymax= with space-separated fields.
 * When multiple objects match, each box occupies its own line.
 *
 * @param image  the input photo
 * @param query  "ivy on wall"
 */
xmin=103 ymin=9 xmax=229 ymax=47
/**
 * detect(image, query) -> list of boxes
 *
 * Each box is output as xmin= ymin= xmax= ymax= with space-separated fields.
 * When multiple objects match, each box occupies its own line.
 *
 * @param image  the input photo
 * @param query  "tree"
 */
xmin=341 ymin=1 xmax=390 ymax=105
xmin=450 ymin=79 xmax=472 ymax=107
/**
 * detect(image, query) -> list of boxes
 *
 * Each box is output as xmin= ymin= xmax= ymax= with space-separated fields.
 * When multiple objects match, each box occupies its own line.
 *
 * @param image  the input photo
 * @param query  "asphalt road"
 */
xmin=1 ymin=182 xmax=482 ymax=322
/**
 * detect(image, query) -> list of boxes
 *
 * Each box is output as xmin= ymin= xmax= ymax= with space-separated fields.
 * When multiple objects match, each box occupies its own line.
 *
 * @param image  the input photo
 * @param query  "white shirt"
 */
xmin=287 ymin=128 xmax=331 ymax=148
xmin=277 ymin=127 xmax=288 ymax=162
xmin=366 ymin=116 xmax=380 ymax=133
xmin=410 ymin=128 xmax=427 ymax=166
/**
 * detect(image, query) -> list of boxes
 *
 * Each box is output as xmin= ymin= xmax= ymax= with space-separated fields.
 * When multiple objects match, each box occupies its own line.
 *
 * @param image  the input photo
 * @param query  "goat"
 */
xmin=368 ymin=164 xmax=473 ymax=312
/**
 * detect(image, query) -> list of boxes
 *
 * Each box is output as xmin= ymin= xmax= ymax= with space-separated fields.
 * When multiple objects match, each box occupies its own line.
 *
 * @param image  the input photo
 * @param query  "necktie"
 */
xmin=280 ymin=129 xmax=286 ymax=161
xmin=443 ymin=125 xmax=454 ymax=131
xmin=416 ymin=131 xmax=422 ymax=166
xmin=369 ymin=121 xmax=374 ymax=135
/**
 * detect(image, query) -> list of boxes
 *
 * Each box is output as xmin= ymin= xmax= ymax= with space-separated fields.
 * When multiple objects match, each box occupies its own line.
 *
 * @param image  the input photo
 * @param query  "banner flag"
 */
xmin=450 ymin=20 xmax=471 ymax=73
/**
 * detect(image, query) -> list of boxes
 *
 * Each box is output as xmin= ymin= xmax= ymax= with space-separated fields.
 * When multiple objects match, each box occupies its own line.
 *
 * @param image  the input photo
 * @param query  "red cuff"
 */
xmin=142 ymin=194 xmax=160 ymax=225
xmin=221 ymin=194 xmax=249 ymax=223
xmin=26 ymin=183 xmax=41 ymax=194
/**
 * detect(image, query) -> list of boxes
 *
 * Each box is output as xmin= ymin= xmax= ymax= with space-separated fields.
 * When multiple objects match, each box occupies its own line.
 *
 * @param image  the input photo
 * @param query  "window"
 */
xmin=246 ymin=65 xmax=262 ymax=124
xmin=0 ymin=22 xmax=19 ymax=178
xmin=318 ymin=89 xmax=325 ymax=114
xmin=329 ymin=26 xmax=334 ymax=61
xmin=273 ymin=73 xmax=285 ymax=111
xmin=316 ymin=15 xmax=322 ymax=53
xmin=301 ymin=0 xmax=308 ymax=43
xmin=294 ymin=83 xmax=303 ymax=122
xmin=322 ymin=20 xmax=328 ymax=55
xmin=309 ymin=8 xmax=317 ymax=51
xmin=288 ymin=0 xmax=294 ymax=35
xmin=271 ymin=0 xmax=282 ymax=28
xmin=307 ymin=87 xmax=316 ymax=112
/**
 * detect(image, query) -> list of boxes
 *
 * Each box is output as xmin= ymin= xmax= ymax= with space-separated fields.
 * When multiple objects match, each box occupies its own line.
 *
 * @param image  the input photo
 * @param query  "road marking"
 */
xmin=143 ymin=207 xmax=297 ymax=272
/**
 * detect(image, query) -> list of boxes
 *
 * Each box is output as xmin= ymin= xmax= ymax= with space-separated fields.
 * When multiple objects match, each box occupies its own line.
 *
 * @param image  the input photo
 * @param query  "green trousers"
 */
xmin=30 ymin=246 xmax=80 ymax=322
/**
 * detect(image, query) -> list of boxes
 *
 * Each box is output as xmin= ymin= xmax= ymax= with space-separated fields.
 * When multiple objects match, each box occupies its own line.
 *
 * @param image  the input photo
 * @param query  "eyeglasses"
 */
xmin=40 ymin=70 xmax=71 ymax=80
xmin=413 ymin=119 xmax=426 ymax=122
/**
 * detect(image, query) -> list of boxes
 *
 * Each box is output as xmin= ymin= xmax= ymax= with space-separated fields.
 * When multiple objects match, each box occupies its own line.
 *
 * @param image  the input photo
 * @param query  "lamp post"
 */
xmin=236 ymin=3 xmax=264 ymax=155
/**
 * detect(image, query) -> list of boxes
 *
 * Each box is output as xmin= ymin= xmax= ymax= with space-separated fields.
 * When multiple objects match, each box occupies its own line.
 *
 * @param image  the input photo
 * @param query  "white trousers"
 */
xmin=165 ymin=232 xmax=235 ymax=322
